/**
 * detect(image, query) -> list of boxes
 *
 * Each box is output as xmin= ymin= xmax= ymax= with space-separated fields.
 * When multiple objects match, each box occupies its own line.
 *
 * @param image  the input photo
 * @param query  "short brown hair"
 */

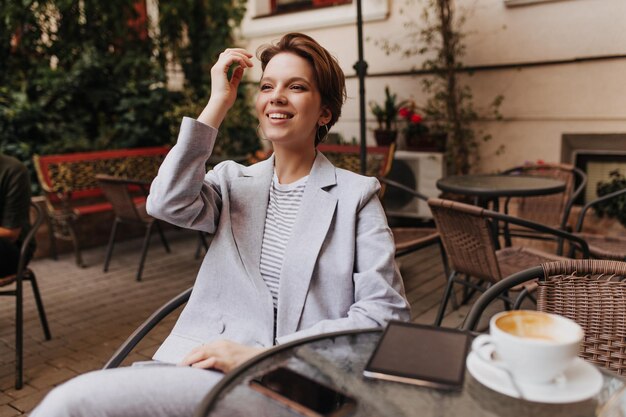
xmin=257 ymin=33 xmax=346 ymax=146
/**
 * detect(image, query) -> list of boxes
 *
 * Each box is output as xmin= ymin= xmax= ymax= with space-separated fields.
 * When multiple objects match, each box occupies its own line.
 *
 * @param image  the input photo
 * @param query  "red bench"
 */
xmin=33 ymin=147 xmax=170 ymax=267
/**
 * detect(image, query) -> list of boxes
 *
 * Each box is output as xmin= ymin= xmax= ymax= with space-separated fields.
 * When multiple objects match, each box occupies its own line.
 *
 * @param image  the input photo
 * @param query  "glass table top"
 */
xmin=200 ymin=330 xmax=625 ymax=417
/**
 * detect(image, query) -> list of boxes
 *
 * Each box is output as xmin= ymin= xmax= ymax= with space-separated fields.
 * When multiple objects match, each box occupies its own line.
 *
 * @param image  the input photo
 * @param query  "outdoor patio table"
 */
xmin=436 ymin=174 xmax=567 ymax=249
xmin=436 ymin=174 xmax=566 ymax=212
xmin=194 ymin=328 xmax=624 ymax=417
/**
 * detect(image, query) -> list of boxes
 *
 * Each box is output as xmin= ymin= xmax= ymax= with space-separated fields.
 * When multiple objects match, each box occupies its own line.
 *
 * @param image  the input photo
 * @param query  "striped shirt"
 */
xmin=260 ymin=173 xmax=308 ymax=308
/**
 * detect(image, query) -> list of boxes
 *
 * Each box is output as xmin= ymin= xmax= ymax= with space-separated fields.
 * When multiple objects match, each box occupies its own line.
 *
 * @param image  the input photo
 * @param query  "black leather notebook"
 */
xmin=363 ymin=321 xmax=471 ymax=390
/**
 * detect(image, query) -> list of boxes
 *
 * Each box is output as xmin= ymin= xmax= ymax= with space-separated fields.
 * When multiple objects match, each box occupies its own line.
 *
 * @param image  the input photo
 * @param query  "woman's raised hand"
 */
xmin=198 ymin=48 xmax=254 ymax=128
xmin=210 ymin=48 xmax=253 ymax=108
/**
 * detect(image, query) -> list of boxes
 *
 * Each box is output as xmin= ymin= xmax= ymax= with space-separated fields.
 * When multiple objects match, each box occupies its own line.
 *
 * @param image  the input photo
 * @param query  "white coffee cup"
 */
xmin=472 ymin=310 xmax=584 ymax=385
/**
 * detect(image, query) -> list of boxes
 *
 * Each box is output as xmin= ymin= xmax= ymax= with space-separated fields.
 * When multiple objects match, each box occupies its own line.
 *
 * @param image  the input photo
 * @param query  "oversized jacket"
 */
xmin=146 ymin=117 xmax=410 ymax=363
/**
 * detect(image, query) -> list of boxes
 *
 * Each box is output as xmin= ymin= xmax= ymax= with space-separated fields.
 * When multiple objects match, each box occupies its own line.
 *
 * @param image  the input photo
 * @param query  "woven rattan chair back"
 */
xmin=318 ymin=143 xmax=395 ymax=198
xmin=318 ymin=143 xmax=395 ymax=177
xmin=96 ymin=175 xmax=142 ymax=222
xmin=428 ymin=198 xmax=502 ymax=282
xmin=536 ymin=260 xmax=626 ymax=374
xmin=507 ymin=163 xmax=576 ymax=227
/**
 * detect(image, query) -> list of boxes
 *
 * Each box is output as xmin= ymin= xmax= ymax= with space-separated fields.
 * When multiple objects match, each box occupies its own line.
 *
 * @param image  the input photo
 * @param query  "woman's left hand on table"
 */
xmin=180 ymin=340 xmax=266 ymax=373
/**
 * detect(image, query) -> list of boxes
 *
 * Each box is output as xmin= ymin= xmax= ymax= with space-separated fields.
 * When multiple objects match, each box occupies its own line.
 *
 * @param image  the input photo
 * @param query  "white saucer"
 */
xmin=466 ymin=350 xmax=603 ymax=404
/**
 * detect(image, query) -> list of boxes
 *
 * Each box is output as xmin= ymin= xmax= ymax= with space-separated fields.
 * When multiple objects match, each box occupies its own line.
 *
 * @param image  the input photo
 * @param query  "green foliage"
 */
xmin=372 ymin=0 xmax=504 ymax=175
xmin=1 ymin=0 xmax=258 ymax=194
xmin=157 ymin=0 xmax=259 ymax=157
xmin=1 ymin=1 xmax=172 ymax=184
xmin=158 ymin=0 xmax=247 ymax=97
xmin=369 ymin=86 xmax=406 ymax=131
xmin=168 ymin=83 xmax=258 ymax=157
xmin=595 ymin=170 xmax=626 ymax=227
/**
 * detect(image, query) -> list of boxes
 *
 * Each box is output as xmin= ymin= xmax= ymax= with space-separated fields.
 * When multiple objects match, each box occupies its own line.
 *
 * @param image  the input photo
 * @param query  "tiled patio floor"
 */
xmin=0 ymin=229 xmax=487 ymax=416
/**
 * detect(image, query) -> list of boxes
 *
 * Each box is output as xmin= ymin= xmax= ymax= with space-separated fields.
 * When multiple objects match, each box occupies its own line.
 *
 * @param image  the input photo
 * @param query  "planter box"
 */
xmin=405 ymin=132 xmax=447 ymax=153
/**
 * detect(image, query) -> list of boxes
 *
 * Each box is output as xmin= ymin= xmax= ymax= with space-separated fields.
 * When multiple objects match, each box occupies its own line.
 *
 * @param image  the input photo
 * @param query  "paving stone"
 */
xmin=1 ymin=384 xmax=37 ymax=401
xmin=0 ymin=405 xmax=21 ymax=417
xmin=27 ymin=366 xmax=77 ymax=391
xmin=8 ymin=388 xmax=50 ymax=413
xmin=45 ymin=357 xmax=101 ymax=375
xmin=0 ymin=392 xmax=13 ymax=406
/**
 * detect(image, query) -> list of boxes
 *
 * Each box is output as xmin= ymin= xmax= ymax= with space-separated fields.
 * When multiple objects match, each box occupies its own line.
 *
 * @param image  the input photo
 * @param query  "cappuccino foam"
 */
xmin=496 ymin=311 xmax=559 ymax=342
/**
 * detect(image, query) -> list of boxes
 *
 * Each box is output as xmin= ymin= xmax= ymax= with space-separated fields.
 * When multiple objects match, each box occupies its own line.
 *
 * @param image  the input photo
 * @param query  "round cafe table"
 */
xmin=436 ymin=174 xmax=566 ymax=211
xmin=194 ymin=329 xmax=624 ymax=417
xmin=436 ymin=174 xmax=567 ymax=248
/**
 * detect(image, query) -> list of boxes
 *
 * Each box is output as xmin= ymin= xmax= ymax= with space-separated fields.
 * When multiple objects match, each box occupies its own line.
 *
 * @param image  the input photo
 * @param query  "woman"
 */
xmin=32 ymin=32 xmax=409 ymax=417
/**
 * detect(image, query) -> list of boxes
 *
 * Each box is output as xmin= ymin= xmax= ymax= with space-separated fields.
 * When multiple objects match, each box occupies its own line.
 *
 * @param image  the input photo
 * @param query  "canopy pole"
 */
xmin=353 ymin=0 xmax=368 ymax=174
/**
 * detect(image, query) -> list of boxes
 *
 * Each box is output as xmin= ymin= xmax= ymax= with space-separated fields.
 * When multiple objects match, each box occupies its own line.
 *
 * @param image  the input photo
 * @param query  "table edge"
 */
xmin=436 ymin=175 xmax=566 ymax=198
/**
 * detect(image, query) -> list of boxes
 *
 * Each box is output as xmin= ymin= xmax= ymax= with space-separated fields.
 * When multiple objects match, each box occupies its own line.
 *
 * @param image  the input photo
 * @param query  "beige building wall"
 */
xmin=239 ymin=0 xmax=626 ymax=172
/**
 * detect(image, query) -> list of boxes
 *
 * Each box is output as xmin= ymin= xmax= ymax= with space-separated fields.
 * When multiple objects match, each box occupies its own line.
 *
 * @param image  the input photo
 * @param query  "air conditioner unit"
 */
xmin=383 ymin=150 xmax=445 ymax=219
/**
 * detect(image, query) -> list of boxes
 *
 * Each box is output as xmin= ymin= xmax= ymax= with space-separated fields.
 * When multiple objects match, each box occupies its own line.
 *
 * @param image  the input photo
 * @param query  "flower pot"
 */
xmin=374 ymin=129 xmax=397 ymax=147
xmin=405 ymin=132 xmax=446 ymax=152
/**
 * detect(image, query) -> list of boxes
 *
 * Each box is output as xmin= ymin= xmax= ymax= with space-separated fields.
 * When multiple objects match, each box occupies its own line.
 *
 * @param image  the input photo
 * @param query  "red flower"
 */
xmin=410 ymin=114 xmax=423 ymax=124
xmin=398 ymin=107 xmax=410 ymax=118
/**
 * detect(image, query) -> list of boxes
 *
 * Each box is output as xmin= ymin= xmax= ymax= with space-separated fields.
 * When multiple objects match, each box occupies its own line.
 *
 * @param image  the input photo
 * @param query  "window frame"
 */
xmin=240 ymin=0 xmax=389 ymax=38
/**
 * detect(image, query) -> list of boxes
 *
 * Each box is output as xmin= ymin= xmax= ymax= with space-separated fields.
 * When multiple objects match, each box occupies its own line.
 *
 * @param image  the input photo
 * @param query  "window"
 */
xmin=241 ymin=0 xmax=388 ymax=38
xmin=269 ymin=0 xmax=352 ymax=16
xmin=504 ymin=0 xmax=571 ymax=6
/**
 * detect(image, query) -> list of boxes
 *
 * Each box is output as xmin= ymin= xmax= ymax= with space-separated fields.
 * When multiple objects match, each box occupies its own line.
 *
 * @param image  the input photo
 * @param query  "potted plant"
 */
xmin=398 ymin=104 xmax=446 ymax=152
xmin=371 ymin=0 xmax=503 ymax=174
xmin=369 ymin=86 xmax=404 ymax=146
xmin=595 ymin=169 xmax=626 ymax=227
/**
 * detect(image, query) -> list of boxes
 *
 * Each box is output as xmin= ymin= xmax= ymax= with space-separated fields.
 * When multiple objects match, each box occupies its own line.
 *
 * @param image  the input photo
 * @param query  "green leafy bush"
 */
xmin=595 ymin=170 xmax=626 ymax=227
xmin=167 ymin=85 xmax=258 ymax=158
xmin=1 ymin=0 xmax=258 ymax=194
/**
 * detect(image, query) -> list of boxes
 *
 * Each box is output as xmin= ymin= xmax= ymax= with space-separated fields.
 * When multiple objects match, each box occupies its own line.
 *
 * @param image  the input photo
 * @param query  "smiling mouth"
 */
xmin=267 ymin=113 xmax=294 ymax=120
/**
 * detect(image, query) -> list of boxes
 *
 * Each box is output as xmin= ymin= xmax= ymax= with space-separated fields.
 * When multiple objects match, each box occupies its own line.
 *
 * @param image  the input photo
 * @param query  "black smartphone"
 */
xmin=249 ymin=366 xmax=357 ymax=417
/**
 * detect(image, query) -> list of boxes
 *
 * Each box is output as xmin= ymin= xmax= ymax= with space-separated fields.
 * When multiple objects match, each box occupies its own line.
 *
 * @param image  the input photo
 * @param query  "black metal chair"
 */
xmin=463 ymin=260 xmax=626 ymax=375
xmin=572 ymin=187 xmax=626 ymax=261
xmin=96 ymin=174 xmax=171 ymax=281
xmin=103 ymin=287 xmax=192 ymax=369
xmin=0 ymin=202 xmax=52 ymax=389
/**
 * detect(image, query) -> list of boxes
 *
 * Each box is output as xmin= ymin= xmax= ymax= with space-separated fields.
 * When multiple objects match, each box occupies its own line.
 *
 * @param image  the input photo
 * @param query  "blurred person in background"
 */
xmin=0 ymin=154 xmax=34 ymax=277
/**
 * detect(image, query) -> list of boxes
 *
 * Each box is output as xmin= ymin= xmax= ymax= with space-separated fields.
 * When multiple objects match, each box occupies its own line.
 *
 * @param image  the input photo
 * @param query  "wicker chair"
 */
xmin=502 ymin=163 xmax=587 ymax=249
xmin=0 ymin=203 xmax=51 ymax=389
xmin=318 ymin=143 xmax=395 ymax=193
xmin=428 ymin=197 xmax=589 ymax=327
xmin=463 ymin=260 xmax=626 ymax=375
xmin=573 ymin=187 xmax=626 ymax=261
xmin=104 ymin=287 xmax=192 ymax=369
xmin=96 ymin=174 xmax=171 ymax=281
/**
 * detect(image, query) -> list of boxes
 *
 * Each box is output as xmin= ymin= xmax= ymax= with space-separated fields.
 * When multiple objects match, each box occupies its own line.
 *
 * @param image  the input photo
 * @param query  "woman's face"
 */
xmin=255 ymin=52 xmax=328 ymax=149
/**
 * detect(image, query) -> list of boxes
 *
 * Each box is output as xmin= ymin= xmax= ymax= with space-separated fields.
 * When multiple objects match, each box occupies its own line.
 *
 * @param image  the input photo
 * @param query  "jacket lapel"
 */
xmin=229 ymin=156 xmax=274 ymax=281
xmin=277 ymin=152 xmax=338 ymax=337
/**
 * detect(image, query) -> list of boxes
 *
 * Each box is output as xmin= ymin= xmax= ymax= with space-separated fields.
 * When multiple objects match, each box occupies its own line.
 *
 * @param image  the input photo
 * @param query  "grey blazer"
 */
xmin=147 ymin=117 xmax=410 ymax=363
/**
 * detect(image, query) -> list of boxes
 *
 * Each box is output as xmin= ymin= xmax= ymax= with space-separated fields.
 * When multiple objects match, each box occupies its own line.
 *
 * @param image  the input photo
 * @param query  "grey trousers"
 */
xmin=30 ymin=365 xmax=223 ymax=417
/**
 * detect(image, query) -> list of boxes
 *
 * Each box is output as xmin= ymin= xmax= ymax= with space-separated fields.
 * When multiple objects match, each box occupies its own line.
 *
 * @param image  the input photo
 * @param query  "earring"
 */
xmin=256 ymin=124 xmax=269 ymax=141
xmin=316 ymin=124 xmax=330 ymax=144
